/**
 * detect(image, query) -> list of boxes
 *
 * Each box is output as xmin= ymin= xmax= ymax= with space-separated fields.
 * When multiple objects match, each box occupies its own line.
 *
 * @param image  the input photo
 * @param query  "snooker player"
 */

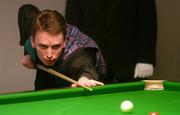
xmin=18 ymin=7 xmax=106 ymax=90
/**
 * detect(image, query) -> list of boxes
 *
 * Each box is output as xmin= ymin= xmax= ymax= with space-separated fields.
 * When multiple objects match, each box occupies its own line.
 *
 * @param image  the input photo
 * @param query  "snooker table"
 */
xmin=0 ymin=81 xmax=180 ymax=115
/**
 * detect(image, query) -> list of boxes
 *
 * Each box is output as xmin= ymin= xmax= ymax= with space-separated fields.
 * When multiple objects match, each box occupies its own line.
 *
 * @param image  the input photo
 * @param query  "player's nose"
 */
xmin=46 ymin=48 xmax=53 ymax=60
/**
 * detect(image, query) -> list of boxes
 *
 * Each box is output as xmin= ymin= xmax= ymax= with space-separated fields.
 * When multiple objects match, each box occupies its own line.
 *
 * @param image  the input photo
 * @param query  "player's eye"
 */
xmin=52 ymin=45 xmax=61 ymax=49
xmin=39 ymin=44 xmax=48 ymax=49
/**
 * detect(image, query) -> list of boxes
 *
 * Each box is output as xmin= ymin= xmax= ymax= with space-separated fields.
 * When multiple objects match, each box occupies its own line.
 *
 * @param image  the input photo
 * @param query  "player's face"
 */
xmin=31 ymin=31 xmax=66 ymax=66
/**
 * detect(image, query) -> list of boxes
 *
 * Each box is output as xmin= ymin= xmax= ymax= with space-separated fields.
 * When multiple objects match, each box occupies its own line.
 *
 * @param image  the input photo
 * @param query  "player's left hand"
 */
xmin=134 ymin=63 xmax=153 ymax=78
xmin=71 ymin=77 xmax=104 ymax=87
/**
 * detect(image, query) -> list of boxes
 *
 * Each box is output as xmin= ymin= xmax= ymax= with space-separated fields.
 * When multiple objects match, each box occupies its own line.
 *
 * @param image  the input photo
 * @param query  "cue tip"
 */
xmin=81 ymin=85 xmax=93 ymax=91
xmin=89 ymin=88 xmax=93 ymax=92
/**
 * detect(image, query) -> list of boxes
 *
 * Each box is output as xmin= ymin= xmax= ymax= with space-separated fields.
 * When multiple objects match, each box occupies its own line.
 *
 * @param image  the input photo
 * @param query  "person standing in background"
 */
xmin=65 ymin=0 xmax=157 ymax=83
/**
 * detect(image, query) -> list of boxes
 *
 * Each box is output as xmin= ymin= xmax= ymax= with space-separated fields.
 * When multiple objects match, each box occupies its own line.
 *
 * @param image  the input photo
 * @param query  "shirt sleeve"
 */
xmin=62 ymin=47 xmax=99 ymax=81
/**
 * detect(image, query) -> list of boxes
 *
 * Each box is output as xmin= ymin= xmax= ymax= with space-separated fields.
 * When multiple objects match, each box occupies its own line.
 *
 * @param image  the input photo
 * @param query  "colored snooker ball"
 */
xmin=120 ymin=100 xmax=134 ymax=113
xmin=149 ymin=112 xmax=159 ymax=115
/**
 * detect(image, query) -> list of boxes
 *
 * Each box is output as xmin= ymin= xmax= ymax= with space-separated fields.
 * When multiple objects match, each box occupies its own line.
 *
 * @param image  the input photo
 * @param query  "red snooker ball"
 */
xmin=149 ymin=112 xmax=159 ymax=115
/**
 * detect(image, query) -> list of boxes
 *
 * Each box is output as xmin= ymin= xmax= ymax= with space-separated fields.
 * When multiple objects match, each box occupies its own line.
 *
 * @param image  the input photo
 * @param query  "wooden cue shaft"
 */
xmin=37 ymin=64 xmax=92 ymax=91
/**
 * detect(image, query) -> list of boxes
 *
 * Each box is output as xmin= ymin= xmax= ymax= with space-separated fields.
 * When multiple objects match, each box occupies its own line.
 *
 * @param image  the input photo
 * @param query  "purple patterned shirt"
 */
xmin=62 ymin=24 xmax=106 ymax=75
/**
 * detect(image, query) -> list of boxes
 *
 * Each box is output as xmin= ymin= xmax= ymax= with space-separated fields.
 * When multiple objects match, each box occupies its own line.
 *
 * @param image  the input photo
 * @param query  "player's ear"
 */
xmin=30 ymin=36 xmax=35 ymax=48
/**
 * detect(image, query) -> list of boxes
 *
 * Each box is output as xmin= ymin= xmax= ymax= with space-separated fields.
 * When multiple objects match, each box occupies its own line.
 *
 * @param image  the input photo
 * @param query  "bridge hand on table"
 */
xmin=71 ymin=77 xmax=104 ymax=87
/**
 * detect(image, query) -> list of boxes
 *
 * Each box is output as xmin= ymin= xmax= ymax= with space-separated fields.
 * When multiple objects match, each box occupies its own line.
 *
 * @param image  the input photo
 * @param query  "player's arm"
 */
xmin=22 ymin=38 xmax=37 ymax=69
xmin=62 ymin=47 xmax=104 ymax=87
xmin=21 ymin=54 xmax=35 ymax=69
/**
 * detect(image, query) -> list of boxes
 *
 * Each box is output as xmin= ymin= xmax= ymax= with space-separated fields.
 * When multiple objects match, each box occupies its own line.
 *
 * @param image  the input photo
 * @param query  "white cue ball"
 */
xmin=120 ymin=100 xmax=134 ymax=113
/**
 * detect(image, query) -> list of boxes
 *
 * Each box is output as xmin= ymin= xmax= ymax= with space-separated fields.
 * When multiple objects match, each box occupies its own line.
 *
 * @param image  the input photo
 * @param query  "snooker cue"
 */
xmin=36 ymin=64 xmax=93 ymax=91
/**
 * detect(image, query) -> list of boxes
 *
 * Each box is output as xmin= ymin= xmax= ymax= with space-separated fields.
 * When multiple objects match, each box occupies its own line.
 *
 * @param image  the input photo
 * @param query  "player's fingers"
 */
xmin=85 ymin=80 xmax=104 ymax=86
xmin=83 ymin=82 xmax=95 ymax=87
xmin=71 ymin=83 xmax=78 ymax=87
xmin=92 ymin=80 xmax=104 ymax=86
xmin=86 ymin=80 xmax=97 ymax=87
xmin=79 ymin=80 xmax=103 ymax=87
xmin=78 ymin=80 xmax=93 ymax=87
xmin=77 ymin=77 xmax=104 ymax=87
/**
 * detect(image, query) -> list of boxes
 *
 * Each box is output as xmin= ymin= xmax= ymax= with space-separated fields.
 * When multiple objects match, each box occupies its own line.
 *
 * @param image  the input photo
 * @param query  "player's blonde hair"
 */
xmin=31 ymin=10 xmax=67 ymax=39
